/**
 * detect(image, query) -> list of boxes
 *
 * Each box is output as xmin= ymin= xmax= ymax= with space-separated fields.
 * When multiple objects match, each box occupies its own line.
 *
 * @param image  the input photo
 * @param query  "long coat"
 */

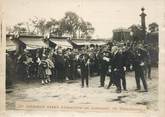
xmin=54 ymin=54 xmax=65 ymax=81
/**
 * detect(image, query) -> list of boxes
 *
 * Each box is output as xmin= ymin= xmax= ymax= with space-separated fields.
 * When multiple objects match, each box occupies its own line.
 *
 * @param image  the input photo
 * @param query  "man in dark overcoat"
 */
xmin=98 ymin=51 xmax=110 ymax=87
xmin=54 ymin=49 xmax=65 ymax=82
xmin=133 ymin=45 xmax=148 ymax=92
xmin=110 ymin=46 xmax=126 ymax=93
xmin=78 ymin=53 xmax=90 ymax=88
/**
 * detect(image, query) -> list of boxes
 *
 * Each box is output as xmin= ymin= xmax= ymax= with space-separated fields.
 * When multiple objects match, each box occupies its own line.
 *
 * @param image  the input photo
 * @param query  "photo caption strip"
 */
xmin=16 ymin=101 xmax=146 ymax=113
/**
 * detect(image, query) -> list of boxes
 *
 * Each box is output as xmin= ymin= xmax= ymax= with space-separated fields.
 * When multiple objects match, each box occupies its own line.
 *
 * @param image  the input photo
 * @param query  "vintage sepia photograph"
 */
xmin=4 ymin=0 xmax=162 ymax=113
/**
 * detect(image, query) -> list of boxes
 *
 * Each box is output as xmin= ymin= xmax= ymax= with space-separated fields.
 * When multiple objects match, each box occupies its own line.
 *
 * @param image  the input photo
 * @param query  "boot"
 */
xmin=41 ymin=80 xmax=45 ymax=85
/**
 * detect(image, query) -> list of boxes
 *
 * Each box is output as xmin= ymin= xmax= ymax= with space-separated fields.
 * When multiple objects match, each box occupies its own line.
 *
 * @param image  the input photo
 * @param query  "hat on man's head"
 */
xmin=111 ymin=46 xmax=119 ymax=54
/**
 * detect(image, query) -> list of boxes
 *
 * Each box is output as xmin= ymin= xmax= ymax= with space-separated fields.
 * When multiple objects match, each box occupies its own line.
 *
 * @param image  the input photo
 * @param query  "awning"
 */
xmin=90 ymin=41 xmax=106 ymax=45
xmin=73 ymin=40 xmax=106 ymax=46
xmin=73 ymin=40 xmax=91 ymax=45
xmin=50 ymin=39 xmax=72 ymax=48
xmin=6 ymin=38 xmax=16 ymax=51
xmin=6 ymin=45 xmax=16 ymax=51
xmin=26 ymin=46 xmax=38 ymax=50
xmin=73 ymin=41 xmax=91 ymax=45
xmin=20 ymin=38 xmax=48 ymax=49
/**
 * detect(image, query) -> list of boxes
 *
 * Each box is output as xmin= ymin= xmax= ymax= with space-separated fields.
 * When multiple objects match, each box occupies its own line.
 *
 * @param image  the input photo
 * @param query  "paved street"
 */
xmin=6 ymin=68 xmax=158 ymax=111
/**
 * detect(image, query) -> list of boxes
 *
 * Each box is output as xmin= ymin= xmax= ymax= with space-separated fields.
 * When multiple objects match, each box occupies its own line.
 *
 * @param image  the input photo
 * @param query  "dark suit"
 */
xmin=78 ymin=54 xmax=89 ymax=87
xmin=133 ymin=48 xmax=148 ymax=91
xmin=98 ymin=52 xmax=109 ymax=87
xmin=111 ymin=51 xmax=125 ymax=92
xmin=54 ymin=54 xmax=65 ymax=82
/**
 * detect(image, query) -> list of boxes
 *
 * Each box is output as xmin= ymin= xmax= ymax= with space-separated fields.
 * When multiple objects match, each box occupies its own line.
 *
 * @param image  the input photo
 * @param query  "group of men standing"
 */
xmin=63 ymin=41 xmax=150 ymax=93
xmin=6 ymin=39 xmax=151 ymax=93
xmin=97 ymin=43 xmax=149 ymax=93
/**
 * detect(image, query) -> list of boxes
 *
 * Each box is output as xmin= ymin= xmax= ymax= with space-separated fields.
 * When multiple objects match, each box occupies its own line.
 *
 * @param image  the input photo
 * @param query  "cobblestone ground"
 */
xmin=6 ymin=68 xmax=158 ymax=111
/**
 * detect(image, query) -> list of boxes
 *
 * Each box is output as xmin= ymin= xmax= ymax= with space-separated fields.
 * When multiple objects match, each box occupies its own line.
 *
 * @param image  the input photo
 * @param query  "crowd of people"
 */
xmin=6 ymin=39 xmax=152 ymax=93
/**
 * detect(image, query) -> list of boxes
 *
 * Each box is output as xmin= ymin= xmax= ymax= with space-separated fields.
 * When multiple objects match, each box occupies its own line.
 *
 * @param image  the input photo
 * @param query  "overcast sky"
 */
xmin=4 ymin=0 xmax=164 ymax=38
